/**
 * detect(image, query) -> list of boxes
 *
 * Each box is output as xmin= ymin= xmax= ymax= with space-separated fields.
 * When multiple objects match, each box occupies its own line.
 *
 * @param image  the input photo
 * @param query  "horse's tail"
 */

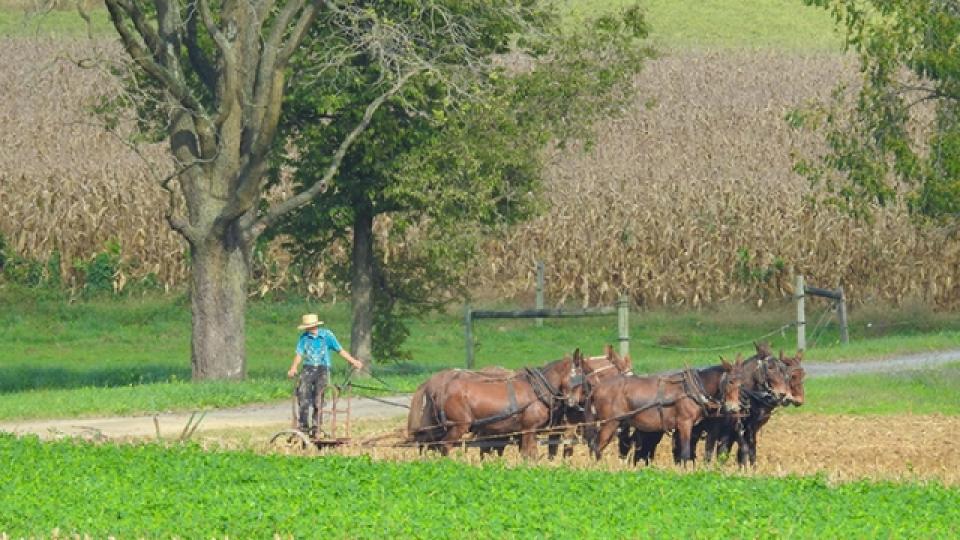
xmin=407 ymin=382 xmax=445 ymax=442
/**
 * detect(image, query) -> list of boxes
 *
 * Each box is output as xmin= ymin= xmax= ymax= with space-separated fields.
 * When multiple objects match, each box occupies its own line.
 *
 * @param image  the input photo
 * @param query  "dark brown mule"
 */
xmin=690 ymin=346 xmax=802 ymax=466
xmin=426 ymin=350 xmax=587 ymax=458
xmin=407 ymin=366 xmax=515 ymax=453
xmin=546 ymin=345 xmax=634 ymax=459
xmin=706 ymin=350 xmax=805 ymax=466
xmin=586 ymin=356 xmax=745 ymax=464
xmin=621 ymin=343 xmax=793 ymax=465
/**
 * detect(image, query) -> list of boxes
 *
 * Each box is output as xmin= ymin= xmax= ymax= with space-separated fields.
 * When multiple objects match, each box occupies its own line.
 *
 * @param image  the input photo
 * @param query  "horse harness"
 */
xmin=612 ymin=368 xmax=729 ymax=429
xmin=741 ymin=356 xmax=789 ymax=408
xmin=464 ymin=365 xmax=582 ymax=430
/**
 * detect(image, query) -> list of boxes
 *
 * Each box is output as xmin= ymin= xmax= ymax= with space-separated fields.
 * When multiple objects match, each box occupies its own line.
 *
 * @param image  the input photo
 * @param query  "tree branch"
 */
xmin=277 ymin=0 xmax=320 ymax=66
xmin=248 ymin=69 xmax=420 ymax=238
xmin=197 ymin=0 xmax=238 ymax=127
xmin=185 ymin=6 xmax=217 ymax=95
xmin=104 ymin=0 xmax=206 ymax=115
xmin=117 ymin=0 xmax=162 ymax=59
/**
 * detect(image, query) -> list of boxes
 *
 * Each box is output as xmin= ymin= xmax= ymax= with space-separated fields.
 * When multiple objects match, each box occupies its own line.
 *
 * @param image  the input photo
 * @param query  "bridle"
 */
xmin=742 ymin=356 xmax=790 ymax=407
xmin=524 ymin=358 xmax=589 ymax=414
xmin=572 ymin=357 xmax=634 ymax=414
xmin=782 ymin=360 xmax=805 ymax=406
xmin=684 ymin=367 xmax=741 ymax=416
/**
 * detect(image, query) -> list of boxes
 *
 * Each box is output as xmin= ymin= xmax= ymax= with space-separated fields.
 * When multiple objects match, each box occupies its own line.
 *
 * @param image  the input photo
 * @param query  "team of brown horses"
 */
xmin=406 ymin=342 xmax=805 ymax=466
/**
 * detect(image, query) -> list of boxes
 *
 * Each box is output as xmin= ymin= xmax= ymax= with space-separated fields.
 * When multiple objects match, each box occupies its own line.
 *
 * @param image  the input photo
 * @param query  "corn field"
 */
xmin=1 ymin=39 xmax=958 ymax=306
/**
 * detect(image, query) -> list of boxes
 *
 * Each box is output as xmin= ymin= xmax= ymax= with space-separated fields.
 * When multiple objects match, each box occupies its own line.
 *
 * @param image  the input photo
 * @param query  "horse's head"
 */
xmin=584 ymin=344 xmax=634 ymax=382
xmin=753 ymin=351 xmax=791 ymax=404
xmin=719 ymin=353 xmax=746 ymax=413
xmin=754 ymin=341 xmax=773 ymax=359
xmin=561 ymin=348 xmax=588 ymax=408
xmin=606 ymin=344 xmax=633 ymax=376
xmin=780 ymin=349 xmax=805 ymax=406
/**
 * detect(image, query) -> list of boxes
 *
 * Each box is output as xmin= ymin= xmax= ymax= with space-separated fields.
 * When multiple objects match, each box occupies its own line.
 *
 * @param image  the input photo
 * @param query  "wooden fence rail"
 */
xmin=464 ymin=294 xmax=630 ymax=368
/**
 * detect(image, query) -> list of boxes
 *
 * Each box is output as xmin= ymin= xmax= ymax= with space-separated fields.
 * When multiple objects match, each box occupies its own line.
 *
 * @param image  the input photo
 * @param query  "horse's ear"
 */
xmin=573 ymin=348 xmax=583 ymax=366
xmin=735 ymin=352 xmax=744 ymax=367
xmin=795 ymin=350 xmax=804 ymax=362
xmin=622 ymin=354 xmax=633 ymax=371
xmin=754 ymin=341 xmax=771 ymax=356
xmin=779 ymin=349 xmax=785 ymax=361
xmin=720 ymin=356 xmax=732 ymax=371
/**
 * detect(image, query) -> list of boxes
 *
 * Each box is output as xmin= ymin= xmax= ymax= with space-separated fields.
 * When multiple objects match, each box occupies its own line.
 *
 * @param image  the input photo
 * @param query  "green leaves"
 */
xmin=269 ymin=1 xmax=654 ymax=360
xmin=797 ymin=0 xmax=960 ymax=223
xmin=2 ymin=434 xmax=959 ymax=537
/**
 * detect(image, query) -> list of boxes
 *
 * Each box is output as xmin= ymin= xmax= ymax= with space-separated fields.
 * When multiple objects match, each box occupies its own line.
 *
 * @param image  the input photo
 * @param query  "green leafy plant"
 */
xmin=734 ymin=248 xmax=786 ymax=285
xmin=78 ymin=240 xmax=122 ymax=294
xmin=1 ymin=435 xmax=958 ymax=538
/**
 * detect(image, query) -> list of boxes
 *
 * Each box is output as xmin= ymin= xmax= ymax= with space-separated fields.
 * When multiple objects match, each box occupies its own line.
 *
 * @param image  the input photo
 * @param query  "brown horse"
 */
xmin=586 ymin=355 xmax=745 ymax=464
xmin=417 ymin=350 xmax=587 ymax=458
xmin=407 ymin=365 xmax=515 ymax=453
xmin=783 ymin=350 xmax=805 ymax=406
xmin=621 ymin=343 xmax=794 ymax=465
xmin=546 ymin=345 xmax=634 ymax=459
xmin=696 ymin=347 xmax=802 ymax=466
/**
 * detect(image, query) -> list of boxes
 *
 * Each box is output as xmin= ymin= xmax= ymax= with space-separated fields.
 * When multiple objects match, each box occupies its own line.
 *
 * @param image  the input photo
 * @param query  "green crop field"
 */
xmin=1 ymin=434 xmax=957 ymax=538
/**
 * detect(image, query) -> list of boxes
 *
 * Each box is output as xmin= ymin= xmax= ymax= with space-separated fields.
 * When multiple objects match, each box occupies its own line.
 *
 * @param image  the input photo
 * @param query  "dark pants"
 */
xmin=297 ymin=365 xmax=329 ymax=432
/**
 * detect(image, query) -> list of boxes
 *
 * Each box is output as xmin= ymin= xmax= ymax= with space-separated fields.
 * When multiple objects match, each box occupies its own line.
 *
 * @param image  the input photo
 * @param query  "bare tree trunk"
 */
xmin=190 ymin=231 xmax=250 ymax=380
xmin=350 ymin=204 xmax=375 ymax=367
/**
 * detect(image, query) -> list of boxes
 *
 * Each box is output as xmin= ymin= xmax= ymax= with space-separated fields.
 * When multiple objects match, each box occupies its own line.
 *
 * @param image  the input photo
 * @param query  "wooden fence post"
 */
xmin=535 ymin=261 xmax=545 ymax=328
xmin=795 ymin=275 xmax=806 ymax=351
xmin=618 ymin=293 xmax=630 ymax=358
xmin=837 ymin=285 xmax=849 ymax=345
xmin=464 ymin=304 xmax=474 ymax=369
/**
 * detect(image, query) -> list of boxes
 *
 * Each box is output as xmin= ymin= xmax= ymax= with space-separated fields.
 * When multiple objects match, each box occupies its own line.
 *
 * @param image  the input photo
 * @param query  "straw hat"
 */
xmin=297 ymin=313 xmax=324 ymax=330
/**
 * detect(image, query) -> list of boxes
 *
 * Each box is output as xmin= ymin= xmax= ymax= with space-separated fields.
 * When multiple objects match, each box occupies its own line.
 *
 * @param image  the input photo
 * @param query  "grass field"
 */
xmin=0 ymin=0 xmax=842 ymax=49
xmin=2 ymin=434 xmax=957 ymax=538
xmin=1 ymin=286 xmax=958 ymax=419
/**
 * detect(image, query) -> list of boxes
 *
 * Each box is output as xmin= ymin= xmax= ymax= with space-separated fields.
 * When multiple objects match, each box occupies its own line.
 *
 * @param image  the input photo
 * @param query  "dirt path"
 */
xmin=2 ymin=348 xmax=958 ymax=439
xmin=804 ymin=348 xmax=960 ymax=377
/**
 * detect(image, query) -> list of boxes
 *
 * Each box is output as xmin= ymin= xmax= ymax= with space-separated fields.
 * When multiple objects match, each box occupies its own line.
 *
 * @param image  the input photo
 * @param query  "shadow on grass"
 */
xmin=0 ymin=364 xmax=192 ymax=393
xmin=0 ymin=361 xmax=436 ymax=395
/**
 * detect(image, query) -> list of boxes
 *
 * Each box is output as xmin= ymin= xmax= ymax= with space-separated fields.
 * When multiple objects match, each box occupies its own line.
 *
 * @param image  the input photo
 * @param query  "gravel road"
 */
xmin=2 ymin=348 xmax=957 ymax=439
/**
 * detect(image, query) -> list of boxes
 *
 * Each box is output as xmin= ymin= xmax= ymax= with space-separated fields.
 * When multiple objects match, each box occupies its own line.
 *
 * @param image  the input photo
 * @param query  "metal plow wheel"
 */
xmin=268 ymin=429 xmax=315 ymax=454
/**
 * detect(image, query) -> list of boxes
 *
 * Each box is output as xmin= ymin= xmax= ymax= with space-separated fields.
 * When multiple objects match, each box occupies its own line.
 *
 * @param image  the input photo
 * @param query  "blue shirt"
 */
xmin=296 ymin=329 xmax=342 ymax=367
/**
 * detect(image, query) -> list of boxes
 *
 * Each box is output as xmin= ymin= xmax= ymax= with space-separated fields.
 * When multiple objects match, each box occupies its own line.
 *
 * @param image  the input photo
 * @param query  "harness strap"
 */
xmin=656 ymin=377 xmax=666 ymax=430
xmin=507 ymin=379 xmax=518 ymax=415
xmin=523 ymin=367 xmax=559 ymax=408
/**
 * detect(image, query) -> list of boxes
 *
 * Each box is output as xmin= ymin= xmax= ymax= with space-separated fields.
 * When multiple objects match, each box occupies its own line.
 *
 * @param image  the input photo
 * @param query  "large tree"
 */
xmin=101 ymin=0 xmax=537 ymax=379
xmin=271 ymin=4 xmax=652 ymax=363
xmin=796 ymin=0 xmax=960 ymax=222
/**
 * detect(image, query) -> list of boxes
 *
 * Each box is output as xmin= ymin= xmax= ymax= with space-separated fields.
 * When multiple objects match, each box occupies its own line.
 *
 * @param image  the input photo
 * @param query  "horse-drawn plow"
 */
xmin=268 ymin=381 xmax=352 ymax=452
xmin=258 ymin=344 xmax=959 ymax=487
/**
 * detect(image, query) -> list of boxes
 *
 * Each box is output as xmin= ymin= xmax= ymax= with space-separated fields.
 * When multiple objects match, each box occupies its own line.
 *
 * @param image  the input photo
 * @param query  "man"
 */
xmin=287 ymin=313 xmax=364 ymax=434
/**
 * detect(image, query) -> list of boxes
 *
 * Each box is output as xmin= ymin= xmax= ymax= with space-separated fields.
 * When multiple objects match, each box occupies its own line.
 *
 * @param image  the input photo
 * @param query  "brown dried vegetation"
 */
xmin=2 ymin=41 xmax=959 ymax=304
xmin=244 ymin=413 xmax=960 ymax=487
